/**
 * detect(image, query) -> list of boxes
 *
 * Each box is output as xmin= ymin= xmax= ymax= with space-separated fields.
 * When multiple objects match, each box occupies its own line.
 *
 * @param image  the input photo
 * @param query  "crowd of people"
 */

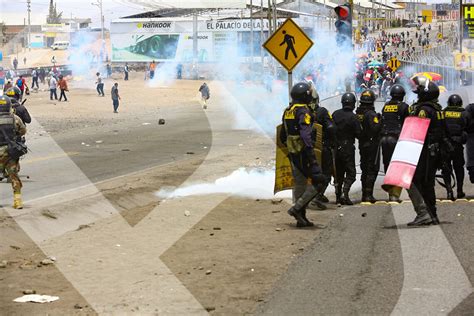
xmin=281 ymin=77 xmax=474 ymax=228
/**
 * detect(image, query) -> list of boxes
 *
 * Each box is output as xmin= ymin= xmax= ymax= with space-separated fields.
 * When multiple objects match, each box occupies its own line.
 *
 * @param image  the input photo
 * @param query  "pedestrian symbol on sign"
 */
xmin=280 ymin=30 xmax=297 ymax=60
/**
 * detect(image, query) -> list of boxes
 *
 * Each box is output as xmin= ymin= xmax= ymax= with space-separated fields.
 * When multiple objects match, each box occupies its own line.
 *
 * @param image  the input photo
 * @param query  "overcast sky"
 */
xmin=0 ymin=0 xmax=447 ymax=27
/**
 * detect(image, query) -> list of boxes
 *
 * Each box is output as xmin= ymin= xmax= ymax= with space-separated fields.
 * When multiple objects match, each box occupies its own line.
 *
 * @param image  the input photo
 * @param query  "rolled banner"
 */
xmin=382 ymin=116 xmax=431 ymax=191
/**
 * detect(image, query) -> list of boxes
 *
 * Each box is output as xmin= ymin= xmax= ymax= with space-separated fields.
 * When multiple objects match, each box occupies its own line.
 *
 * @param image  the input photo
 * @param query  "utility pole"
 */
xmin=92 ymin=0 xmax=104 ymax=44
xmin=27 ymin=0 xmax=31 ymax=52
xmin=260 ymin=0 xmax=264 ymax=65
xmin=250 ymin=0 xmax=254 ymax=66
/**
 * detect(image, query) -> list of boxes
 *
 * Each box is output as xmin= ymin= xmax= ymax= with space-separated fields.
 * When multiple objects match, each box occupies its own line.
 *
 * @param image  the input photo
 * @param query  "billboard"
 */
xmin=110 ymin=18 xmax=287 ymax=62
xmin=454 ymin=52 xmax=474 ymax=71
xmin=462 ymin=4 xmax=474 ymax=40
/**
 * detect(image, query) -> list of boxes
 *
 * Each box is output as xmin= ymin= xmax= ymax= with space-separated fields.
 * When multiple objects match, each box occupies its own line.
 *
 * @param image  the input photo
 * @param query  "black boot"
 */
xmin=341 ymin=187 xmax=353 ymax=205
xmin=407 ymin=212 xmax=432 ymax=226
xmin=302 ymin=209 xmax=314 ymax=227
xmin=362 ymin=189 xmax=376 ymax=203
xmin=446 ymin=189 xmax=455 ymax=201
xmin=458 ymin=191 xmax=466 ymax=199
xmin=428 ymin=208 xmax=440 ymax=225
xmin=288 ymin=207 xmax=309 ymax=227
xmin=335 ymin=184 xmax=343 ymax=205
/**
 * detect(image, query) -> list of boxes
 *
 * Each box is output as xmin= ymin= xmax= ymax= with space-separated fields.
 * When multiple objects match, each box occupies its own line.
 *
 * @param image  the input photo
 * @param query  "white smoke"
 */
xmin=156 ymin=168 xmax=292 ymax=199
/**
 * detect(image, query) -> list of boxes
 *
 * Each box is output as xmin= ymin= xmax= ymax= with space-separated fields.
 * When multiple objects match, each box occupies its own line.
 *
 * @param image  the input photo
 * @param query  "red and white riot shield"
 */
xmin=382 ymin=117 xmax=431 ymax=190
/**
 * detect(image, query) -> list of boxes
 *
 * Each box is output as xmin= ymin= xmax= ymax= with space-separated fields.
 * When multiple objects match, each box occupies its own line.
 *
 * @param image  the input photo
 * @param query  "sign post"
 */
xmin=263 ymin=18 xmax=313 ymax=99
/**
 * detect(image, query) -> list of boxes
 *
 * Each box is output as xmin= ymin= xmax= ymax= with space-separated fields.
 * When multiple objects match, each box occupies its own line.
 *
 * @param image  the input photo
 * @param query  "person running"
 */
xmin=149 ymin=60 xmax=156 ymax=79
xmin=96 ymin=72 xmax=104 ymax=96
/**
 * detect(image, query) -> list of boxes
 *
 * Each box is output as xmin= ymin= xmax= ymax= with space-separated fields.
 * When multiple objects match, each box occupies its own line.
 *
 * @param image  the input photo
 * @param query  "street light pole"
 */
xmin=27 ymin=0 xmax=31 ymax=52
xmin=92 ymin=0 xmax=104 ymax=44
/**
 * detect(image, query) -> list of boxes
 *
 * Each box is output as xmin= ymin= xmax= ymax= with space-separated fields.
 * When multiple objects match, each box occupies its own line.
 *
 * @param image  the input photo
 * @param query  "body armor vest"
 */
xmin=283 ymin=103 xmax=311 ymax=154
xmin=381 ymin=101 xmax=405 ymax=135
xmin=444 ymin=106 xmax=465 ymax=143
xmin=0 ymin=114 xmax=16 ymax=146
xmin=413 ymin=101 xmax=445 ymax=144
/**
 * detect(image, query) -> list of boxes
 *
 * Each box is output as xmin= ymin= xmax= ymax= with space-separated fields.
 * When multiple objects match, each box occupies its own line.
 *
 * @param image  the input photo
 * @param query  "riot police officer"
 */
xmin=441 ymin=94 xmax=471 ymax=200
xmin=408 ymin=76 xmax=451 ymax=225
xmin=380 ymin=84 xmax=410 ymax=201
xmin=280 ymin=82 xmax=326 ymax=227
xmin=307 ymin=83 xmax=336 ymax=208
xmin=466 ymin=102 xmax=474 ymax=183
xmin=356 ymin=89 xmax=382 ymax=203
xmin=332 ymin=93 xmax=361 ymax=205
xmin=6 ymin=87 xmax=31 ymax=125
xmin=0 ymin=95 xmax=27 ymax=209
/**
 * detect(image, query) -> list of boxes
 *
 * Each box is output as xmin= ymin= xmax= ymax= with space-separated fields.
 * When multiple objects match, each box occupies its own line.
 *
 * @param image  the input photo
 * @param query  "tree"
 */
xmin=47 ymin=0 xmax=63 ymax=24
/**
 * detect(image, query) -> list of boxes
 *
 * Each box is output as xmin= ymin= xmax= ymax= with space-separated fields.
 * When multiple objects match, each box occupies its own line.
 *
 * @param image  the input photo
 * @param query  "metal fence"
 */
xmin=399 ymin=60 xmax=474 ymax=91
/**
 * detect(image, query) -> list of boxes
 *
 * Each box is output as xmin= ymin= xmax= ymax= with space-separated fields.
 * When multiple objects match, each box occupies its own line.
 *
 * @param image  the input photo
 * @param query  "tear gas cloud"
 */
xmin=156 ymin=168 xmax=292 ymax=199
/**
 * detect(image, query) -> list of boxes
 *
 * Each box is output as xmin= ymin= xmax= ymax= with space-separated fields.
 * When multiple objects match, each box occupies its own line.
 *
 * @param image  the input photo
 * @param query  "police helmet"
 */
xmin=390 ymin=84 xmax=406 ymax=100
xmin=6 ymin=86 xmax=21 ymax=101
xmin=290 ymin=82 xmax=312 ymax=104
xmin=359 ymin=89 xmax=376 ymax=105
xmin=411 ymin=76 xmax=440 ymax=102
xmin=341 ymin=92 xmax=356 ymax=109
xmin=0 ymin=95 xmax=12 ymax=114
xmin=447 ymin=94 xmax=463 ymax=107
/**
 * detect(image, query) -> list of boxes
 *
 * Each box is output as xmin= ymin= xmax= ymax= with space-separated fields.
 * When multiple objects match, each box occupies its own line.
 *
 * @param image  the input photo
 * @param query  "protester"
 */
xmin=124 ymin=63 xmax=129 ymax=81
xmin=58 ymin=75 xmax=68 ymax=102
xmin=96 ymin=72 xmax=105 ymax=96
xmin=111 ymin=82 xmax=121 ymax=113
xmin=49 ymin=75 xmax=58 ymax=100
xmin=149 ymin=60 xmax=156 ymax=79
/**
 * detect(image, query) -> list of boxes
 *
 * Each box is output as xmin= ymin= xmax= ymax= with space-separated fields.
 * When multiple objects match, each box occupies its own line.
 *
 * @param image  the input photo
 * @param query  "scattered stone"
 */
xmin=22 ymin=290 xmax=36 ymax=295
xmin=76 ymin=224 xmax=90 ymax=231
xmin=184 ymin=210 xmax=191 ymax=217
xmin=272 ymin=210 xmax=280 ymax=213
xmin=299 ymin=247 xmax=304 ymax=251
xmin=198 ymin=267 xmax=204 ymax=270
xmin=275 ymin=228 xmax=282 ymax=232
xmin=95 ymin=140 xmax=103 ymax=144
xmin=74 ymin=303 xmax=83 ymax=309
xmin=209 ymin=233 xmax=214 ymax=236
xmin=271 ymin=199 xmax=283 ymax=204
xmin=186 ymin=152 xmax=195 ymax=155
xmin=10 ymin=245 xmax=21 ymax=250
xmin=121 ymin=149 xmax=131 ymax=152
xmin=213 ymin=227 xmax=221 ymax=230
xmin=0 ymin=260 xmax=7 ymax=268
xmin=41 ymin=259 xmax=55 ymax=266
xmin=361 ymin=212 xmax=367 ymax=217
xmin=317 ymin=259 xmax=322 ymax=263
xmin=47 ymin=256 xmax=57 ymax=262
xmin=255 ymin=199 xmax=260 ymax=202
xmin=158 ymin=119 xmax=166 ymax=125
xmin=205 ymin=306 xmax=216 ymax=312
xmin=41 ymin=210 xmax=57 ymax=219
xmin=339 ymin=214 xmax=344 ymax=217
xmin=205 ymin=270 xmax=212 ymax=275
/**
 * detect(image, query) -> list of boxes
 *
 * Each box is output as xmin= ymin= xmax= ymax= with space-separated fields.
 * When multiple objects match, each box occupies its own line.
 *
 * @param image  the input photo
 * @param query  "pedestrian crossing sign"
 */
xmin=387 ymin=57 xmax=401 ymax=71
xmin=263 ymin=18 xmax=313 ymax=72
xmin=437 ymin=32 xmax=443 ymax=40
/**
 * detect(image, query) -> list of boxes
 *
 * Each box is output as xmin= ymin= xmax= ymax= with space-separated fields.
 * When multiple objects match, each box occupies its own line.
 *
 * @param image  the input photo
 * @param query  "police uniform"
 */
xmin=356 ymin=90 xmax=381 ymax=203
xmin=465 ymin=103 xmax=474 ymax=183
xmin=280 ymin=82 xmax=326 ymax=227
xmin=442 ymin=95 xmax=471 ymax=199
xmin=332 ymin=93 xmax=361 ymax=205
xmin=312 ymin=105 xmax=336 ymax=204
xmin=409 ymin=76 xmax=449 ymax=225
xmin=0 ymin=96 xmax=27 ymax=209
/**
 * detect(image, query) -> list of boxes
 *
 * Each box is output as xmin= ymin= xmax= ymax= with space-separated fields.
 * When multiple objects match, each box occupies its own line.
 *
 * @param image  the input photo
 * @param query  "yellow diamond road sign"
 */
xmin=263 ymin=18 xmax=313 ymax=72
xmin=387 ymin=57 xmax=401 ymax=71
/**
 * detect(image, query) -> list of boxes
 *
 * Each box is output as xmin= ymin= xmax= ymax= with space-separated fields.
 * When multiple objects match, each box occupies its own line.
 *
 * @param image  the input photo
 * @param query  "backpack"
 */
xmin=16 ymin=79 xmax=23 ymax=88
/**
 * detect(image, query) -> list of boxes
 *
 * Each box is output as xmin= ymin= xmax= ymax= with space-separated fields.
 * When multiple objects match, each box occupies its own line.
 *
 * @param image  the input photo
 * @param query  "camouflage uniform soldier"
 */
xmin=0 ymin=95 xmax=27 ymax=209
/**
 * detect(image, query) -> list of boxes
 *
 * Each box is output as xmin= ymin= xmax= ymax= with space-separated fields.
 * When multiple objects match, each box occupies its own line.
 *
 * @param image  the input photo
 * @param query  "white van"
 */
xmin=51 ymin=41 xmax=70 ymax=50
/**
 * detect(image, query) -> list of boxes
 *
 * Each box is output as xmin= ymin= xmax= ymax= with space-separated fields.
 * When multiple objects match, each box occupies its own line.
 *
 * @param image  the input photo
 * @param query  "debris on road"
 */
xmin=339 ymin=214 xmax=344 ymax=217
xmin=158 ymin=119 xmax=166 ymax=125
xmin=0 ymin=260 xmax=7 ymax=268
xmin=184 ymin=210 xmax=191 ymax=217
xmin=95 ymin=140 xmax=103 ymax=144
xmin=10 ymin=245 xmax=21 ymax=250
xmin=206 ymin=270 xmax=212 ymax=275
xmin=275 ymin=228 xmax=282 ymax=232
xmin=361 ymin=212 xmax=367 ymax=217
xmin=41 ymin=210 xmax=57 ymax=219
xmin=13 ymin=294 xmax=59 ymax=304
xmin=213 ymin=227 xmax=221 ymax=230
xmin=40 ymin=258 xmax=55 ymax=266
xmin=186 ymin=152 xmax=195 ymax=155
xmin=142 ymin=122 xmax=151 ymax=126
xmin=271 ymin=199 xmax=283 ymax=205
xmin=76 ymin=224 xmax=91 ymax=231
xmin=22 ymin=290 xmax=36 ymax=295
